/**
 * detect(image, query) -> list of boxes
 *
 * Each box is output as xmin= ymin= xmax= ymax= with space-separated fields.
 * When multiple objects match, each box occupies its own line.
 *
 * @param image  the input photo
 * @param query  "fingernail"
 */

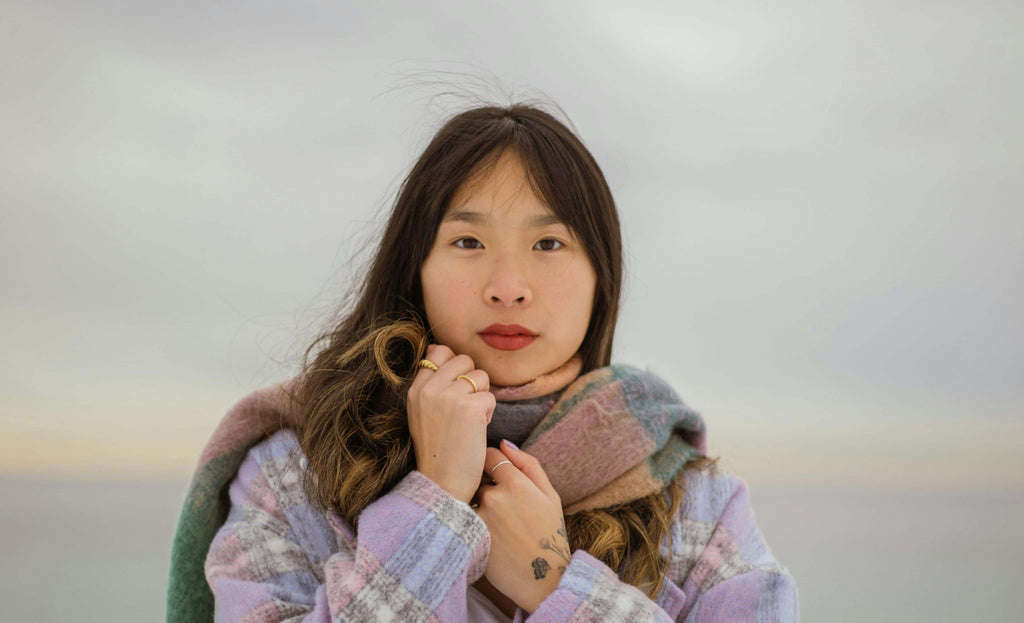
xmin=501 ymin=439 xmax=518 ymax=451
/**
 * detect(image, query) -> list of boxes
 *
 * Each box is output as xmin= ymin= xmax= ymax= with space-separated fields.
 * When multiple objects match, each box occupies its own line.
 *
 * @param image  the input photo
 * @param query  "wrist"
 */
xmin=521 ymin=572 xmax=562 ymax=614
xmin=417 ymin=468 xmax=474 ymax=505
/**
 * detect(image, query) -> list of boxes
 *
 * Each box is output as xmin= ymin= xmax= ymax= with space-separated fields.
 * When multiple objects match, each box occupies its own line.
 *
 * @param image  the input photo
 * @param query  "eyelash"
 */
xmin=453 ymin=237 xmax=564 ymax=251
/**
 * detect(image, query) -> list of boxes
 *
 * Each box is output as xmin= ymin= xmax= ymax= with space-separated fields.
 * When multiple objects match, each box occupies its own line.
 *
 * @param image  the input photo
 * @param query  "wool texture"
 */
xmin=166 ymin=378 xmax=300 ymax=623
xmin=167 ymin=363 xmax=796 ymax=622
xmin=486 ymin=390 xmax=565 ymax=448
xmin=523 ymin=365 xmax=706 ymax=514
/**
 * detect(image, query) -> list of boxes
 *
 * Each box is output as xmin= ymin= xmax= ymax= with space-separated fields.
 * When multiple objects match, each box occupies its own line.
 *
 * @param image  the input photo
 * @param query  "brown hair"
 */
xmin=293 ymin=104 xmax=716 ymax=598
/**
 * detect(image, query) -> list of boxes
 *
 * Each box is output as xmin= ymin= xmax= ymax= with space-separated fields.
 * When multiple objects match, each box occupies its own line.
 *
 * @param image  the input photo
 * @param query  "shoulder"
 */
xmin=227 ymin=428 xmax=356 ymax=558
xmin=666 ymin=464 xmax=791 ymax=589
xmin=236 ymin=428 xmax=318 ymax=516
xmin=245 ymin=427 xmax=305 ymax=469
xmin=677 ymin=463 xmax=745 ymax=526
xmin=227 ymin=428 xmax=308 ymax=519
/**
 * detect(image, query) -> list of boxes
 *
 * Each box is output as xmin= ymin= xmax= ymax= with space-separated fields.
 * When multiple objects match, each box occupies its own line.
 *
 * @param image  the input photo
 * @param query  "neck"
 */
xmin=489 ymin=354 xmax=583 ymax=402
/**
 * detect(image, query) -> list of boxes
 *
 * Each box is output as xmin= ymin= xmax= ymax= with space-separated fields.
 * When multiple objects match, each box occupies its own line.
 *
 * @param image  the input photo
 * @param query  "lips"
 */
xmin=480 ymin=323 xmax=538 ymax=336
xmin=479 ymin=324 xmax=538 ymax=351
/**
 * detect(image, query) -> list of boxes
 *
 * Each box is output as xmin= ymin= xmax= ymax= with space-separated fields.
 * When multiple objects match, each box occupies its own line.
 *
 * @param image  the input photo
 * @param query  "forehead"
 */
xmin=445 ymin=151 xmax=562 ymax=225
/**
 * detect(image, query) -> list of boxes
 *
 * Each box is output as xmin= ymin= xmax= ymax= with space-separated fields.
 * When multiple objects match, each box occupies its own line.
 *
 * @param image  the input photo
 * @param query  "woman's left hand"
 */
xmin=474 ymin=441 xmax=571 ymax=614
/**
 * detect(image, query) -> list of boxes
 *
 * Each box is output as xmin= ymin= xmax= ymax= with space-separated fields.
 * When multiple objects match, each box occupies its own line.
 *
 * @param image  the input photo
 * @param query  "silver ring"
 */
xmin=489 ymin=460 xmax=513 ymax=478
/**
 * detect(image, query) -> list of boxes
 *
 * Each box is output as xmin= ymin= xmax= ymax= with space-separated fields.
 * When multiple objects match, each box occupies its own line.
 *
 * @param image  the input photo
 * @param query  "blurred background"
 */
xmin=2 ymin=1 xmax=1022 ymax=620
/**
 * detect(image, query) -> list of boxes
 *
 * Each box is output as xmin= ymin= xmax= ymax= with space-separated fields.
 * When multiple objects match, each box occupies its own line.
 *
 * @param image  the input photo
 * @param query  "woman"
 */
xmin=167 ymin=104 xmax=799 ymax=622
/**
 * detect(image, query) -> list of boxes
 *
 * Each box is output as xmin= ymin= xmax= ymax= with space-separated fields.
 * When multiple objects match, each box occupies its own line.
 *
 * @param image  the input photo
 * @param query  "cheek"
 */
xmin=422 ymin=266 xmax=474 ymax=324
xmin=550 ymin=265 xmax=597 ymax=321
xmin=420 ymin=264 xmax=444 ymax=321
xmin=435 ymin=278 xmax=474 ymax=305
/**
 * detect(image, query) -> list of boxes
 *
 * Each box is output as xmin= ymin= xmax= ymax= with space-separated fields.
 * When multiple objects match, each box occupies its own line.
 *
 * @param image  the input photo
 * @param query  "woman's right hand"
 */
xmin=407 ymin=344 xmax=495 ymax=505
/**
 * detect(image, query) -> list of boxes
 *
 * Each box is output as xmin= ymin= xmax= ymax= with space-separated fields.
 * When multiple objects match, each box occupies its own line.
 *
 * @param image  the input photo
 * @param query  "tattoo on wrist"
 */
xmin=534 ymin=522 xmax=571 ymax=580
xmin=539 ymin=538 xmax=570 ymax=564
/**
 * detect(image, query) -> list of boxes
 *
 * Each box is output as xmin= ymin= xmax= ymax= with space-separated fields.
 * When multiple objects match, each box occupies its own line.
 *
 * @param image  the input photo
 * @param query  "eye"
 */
xmin=453 ymin=237 xmax=483 ymax=250
xmin=534 ymin=238 xmax=564 ymax=251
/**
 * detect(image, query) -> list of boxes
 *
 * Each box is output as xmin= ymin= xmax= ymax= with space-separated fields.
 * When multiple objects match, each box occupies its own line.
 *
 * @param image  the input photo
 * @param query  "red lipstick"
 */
xmin=479 ymin=324 xmax=537 ymax=351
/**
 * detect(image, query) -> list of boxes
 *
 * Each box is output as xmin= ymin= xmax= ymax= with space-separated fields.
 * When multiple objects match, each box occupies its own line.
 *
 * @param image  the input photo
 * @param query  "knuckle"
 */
xmin=440 ymin=381 xmax=464 ymax=397
xmin=477 ymin=407 xmax=491 ymax=426
xmin=476 ymin=393 xmax=496 ymax=412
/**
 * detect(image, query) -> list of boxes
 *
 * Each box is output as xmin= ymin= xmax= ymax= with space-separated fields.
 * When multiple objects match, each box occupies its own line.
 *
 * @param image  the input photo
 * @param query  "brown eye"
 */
xmin=454 ymin=237 xmax=483 ymax=249
xmin=534 ymin=238 xmax=564 ymax=251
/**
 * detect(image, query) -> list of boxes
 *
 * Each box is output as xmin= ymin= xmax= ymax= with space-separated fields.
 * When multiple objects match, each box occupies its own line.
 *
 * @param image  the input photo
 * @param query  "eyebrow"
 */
xmin=442 ymin=209 xmax=565 ymax=228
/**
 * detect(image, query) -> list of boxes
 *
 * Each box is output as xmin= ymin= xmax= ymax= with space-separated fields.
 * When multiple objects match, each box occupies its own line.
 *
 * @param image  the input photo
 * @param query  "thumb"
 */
xmin=500 ymin=439 xmax=559 ymax=501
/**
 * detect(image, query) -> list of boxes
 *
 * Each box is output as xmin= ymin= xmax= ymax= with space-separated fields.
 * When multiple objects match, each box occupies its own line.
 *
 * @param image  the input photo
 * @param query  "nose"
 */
xmin=483 ymin=256 xmax=533 ymax=307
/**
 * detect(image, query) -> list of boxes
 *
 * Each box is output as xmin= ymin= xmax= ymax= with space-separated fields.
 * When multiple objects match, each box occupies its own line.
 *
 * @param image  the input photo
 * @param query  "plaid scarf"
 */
xmin=166 ymin=362 xmax=707 ymax=622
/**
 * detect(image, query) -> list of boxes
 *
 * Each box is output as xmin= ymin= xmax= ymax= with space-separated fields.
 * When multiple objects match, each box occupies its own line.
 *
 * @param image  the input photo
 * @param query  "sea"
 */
xmin=1 ymin=478 xmax=1021 ymax=621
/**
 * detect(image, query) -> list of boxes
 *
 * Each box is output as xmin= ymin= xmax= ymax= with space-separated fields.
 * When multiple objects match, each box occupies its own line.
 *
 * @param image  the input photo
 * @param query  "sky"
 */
xmin=2 ymin=1 xmax=1022 ymax=487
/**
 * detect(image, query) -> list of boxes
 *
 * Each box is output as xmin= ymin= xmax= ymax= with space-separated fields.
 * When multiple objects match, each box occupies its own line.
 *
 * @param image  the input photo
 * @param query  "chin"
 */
xmin=473 ymin=346 xmax=559 ymax=388
xmin=485 ymin=363 xmax=547 ymax=388
xmin=491 ymin=374 xmax=532 ymax=388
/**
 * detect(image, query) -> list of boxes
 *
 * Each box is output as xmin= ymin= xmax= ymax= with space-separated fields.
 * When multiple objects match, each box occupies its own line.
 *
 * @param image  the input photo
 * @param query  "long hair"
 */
xmin=293 ymin=104 xmax=716 ymax=598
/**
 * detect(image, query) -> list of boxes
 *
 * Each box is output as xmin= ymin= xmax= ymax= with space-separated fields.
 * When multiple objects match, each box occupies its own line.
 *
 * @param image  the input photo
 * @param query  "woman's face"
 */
xmin=420 ymin=151 xmax=597 ymax=388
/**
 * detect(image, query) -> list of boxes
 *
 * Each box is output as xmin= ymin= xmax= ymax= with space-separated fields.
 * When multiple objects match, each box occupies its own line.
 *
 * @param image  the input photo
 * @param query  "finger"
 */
xmin=412 ymin=344 xmax=456 ymax=387
xmin=479 ymin=390 xmax=496 ymax=424
xmin=462 ymin=391 xmax=496 ymax=425
xmin=483 ymin=446 xmax=519 ymax=484
xmin=432 ymin=353 xmax=476 ymax=386
xmin=452 ymin=369 xmax=490 ymax=394
xmin=499 ymin=440 xmax=559 ymax=500
xmin=474 ymin=481 xmax=496 ymax=500
xmin=472 ymin=481 xmax=495 ymax=513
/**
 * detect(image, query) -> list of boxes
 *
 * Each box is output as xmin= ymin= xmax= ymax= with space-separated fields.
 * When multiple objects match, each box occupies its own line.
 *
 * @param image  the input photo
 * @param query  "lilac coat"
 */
xmin=204 ymin=429 xmax=798 ymax=621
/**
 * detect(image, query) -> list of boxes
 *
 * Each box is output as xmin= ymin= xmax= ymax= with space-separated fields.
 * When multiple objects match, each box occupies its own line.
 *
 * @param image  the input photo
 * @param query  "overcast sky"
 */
xmin=2 ymin=1 xmax=1021 ymax=482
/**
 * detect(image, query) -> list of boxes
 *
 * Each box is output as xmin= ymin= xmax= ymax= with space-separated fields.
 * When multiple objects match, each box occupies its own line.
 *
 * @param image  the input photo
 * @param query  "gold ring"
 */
xmin=489 ymin=460 xmax=512 ymax=478
xmin=456 ymin=374 xmax=479 ymax=392
xmin=418 ymin=358 xmax=439 ymax=371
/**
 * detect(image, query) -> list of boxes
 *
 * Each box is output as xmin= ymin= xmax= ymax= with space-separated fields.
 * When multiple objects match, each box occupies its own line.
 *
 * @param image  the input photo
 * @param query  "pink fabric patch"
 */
xmin=568 ymin=602 xmax=603 ymax=622
xmin=394 ymin=471 xmax=447 ymax=509
xmin=208 ymin=532 xmax=259 ymax=581
xmin=529 ymin=379 xmax=655 ymax=505
xmin=688 ymin=525 xmax=739 ymax=592
xmin=238 ymin=595 xmax=281 ymax=622
xmin=326 ymin=549 xmax=381 ymax=616
xmin=249 ymin=472 xmax=287 ymax=524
